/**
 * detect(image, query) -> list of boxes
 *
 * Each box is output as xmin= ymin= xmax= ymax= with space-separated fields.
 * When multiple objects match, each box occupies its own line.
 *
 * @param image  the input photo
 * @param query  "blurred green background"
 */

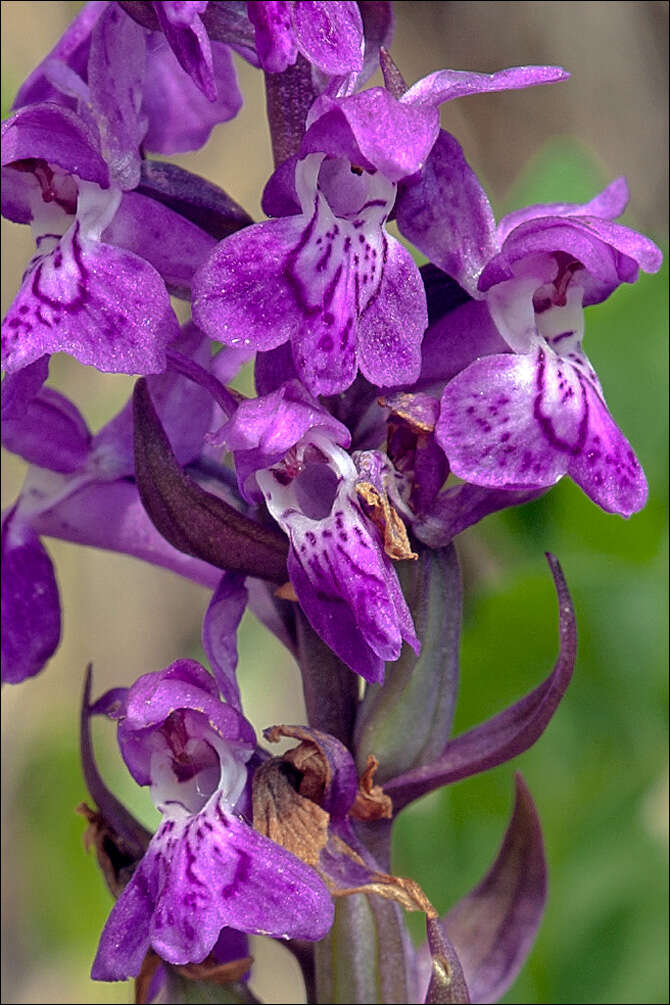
xmin=1 ymin=3 xmax=667 ymax=1003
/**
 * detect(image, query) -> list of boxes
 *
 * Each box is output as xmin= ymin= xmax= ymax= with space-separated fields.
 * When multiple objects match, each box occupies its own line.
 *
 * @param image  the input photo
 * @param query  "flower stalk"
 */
xmin=1 ymin=3 xmax=660 ymax=1003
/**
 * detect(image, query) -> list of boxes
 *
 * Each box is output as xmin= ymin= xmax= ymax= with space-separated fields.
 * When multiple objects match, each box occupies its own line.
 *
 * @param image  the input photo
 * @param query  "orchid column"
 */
xmin=1 ymin=3 xmax=663 ymax=1004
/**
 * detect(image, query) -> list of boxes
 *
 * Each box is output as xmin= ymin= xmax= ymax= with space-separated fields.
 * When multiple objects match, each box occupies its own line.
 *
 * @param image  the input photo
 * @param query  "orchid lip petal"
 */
xmin=287 ymin=154 xmax=404 ymax=394
xmin=258 ymin=431 xmax=418 ymax=682
xmin=194 ymin=148 xmax=426 ymax=396
xmin=92 ymin=798 xmax=334 ymax=977
xmin=437 ymin=343 xmax=647 ymax=517
xmin=2 ymin=184 xmax=180 ymax=376
xmin=193 ymin=215 xmax=308 ymax=355
xmin=566 ymin=376 xmax=648 ymax=517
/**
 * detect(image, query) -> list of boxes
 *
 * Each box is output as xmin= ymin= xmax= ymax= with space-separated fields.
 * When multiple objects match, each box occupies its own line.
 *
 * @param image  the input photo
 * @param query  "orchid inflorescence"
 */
xmin=0 ymin=3 xmax=662 ymax=1003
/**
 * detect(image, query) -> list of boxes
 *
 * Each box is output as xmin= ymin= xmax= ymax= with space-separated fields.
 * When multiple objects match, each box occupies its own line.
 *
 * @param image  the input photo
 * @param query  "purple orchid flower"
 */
xmin=0 ymin=91 xmax=180 ymax=376
xmin=90 ymin=660 xmax=334 ymax=980
xmin=1 ymin=156 xmax=179 ymax=375
xmin=118 ymin=0 xmax=368 ymax=92
xmin=0 ymin=142 xmax=229 ymax=378
xmin=193 ymin=60 xmax=567 ymax=396
xmin=14 ymin=2 xmax=243 ymax=155
xmin=193 ymin=96 xmax=429 ymax=396
xmin=1 ymin=1 xmax=250 ymax=378
xmin=213 ymin=380 xmax=419 ymax=682
xmin=396 ymin=133 xmax=663 ymax=517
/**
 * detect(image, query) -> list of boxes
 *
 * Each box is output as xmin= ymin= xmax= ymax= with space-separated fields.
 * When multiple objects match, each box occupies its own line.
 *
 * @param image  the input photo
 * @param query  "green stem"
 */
xmin=314 ymin=895 xmax=413 ymax=1005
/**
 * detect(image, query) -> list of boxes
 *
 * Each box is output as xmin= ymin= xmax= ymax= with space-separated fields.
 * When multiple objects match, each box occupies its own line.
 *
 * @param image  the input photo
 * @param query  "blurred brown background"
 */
xmin=1 ymin=2 xmax=668 ymax=1003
